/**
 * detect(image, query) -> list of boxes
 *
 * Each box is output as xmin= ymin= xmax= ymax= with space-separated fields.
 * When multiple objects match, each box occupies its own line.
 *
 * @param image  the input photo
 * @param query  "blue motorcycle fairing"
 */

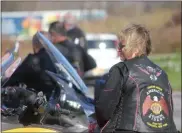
xmin=1 ymin=53 xmax=14 ymax=76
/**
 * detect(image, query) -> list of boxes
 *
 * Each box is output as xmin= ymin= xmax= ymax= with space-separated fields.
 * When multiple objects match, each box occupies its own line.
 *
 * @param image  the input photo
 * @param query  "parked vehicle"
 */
xmin=86 ymin=33 xmax=120 ymax=70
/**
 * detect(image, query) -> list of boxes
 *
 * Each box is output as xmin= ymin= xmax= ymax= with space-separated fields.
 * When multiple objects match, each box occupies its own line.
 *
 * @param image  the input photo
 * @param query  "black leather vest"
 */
xmin=102 ymin=56 xmax=177 ymax=133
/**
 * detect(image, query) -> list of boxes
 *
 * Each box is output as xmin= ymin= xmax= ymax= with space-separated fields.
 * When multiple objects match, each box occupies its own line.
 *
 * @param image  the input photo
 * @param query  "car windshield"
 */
xmin=36 ymin=32 xmax=88 ymax=94
xmin=87 ymin=40 xmax=116 ymax=49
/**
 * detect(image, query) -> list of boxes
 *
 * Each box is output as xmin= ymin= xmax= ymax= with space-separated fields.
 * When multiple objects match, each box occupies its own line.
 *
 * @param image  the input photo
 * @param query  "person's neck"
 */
xmin=56 ymin=37 xmax=67 ymax=43
xmin=126 ymin=52 xmax=139 ymax=60
xmin=126 ymin=55 xmax=145 ymax=61
xmin=34 ymin=47 xmax=44 ymax=54
xmin=56 ymin=40 xmax=68 ymax=45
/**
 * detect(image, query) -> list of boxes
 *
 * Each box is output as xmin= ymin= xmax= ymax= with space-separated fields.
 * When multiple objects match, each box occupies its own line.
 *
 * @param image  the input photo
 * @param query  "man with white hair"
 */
xmin=63 ymin=12 xmax=88 ymax=51
xmin=95 ymin=24 xmax=178 ymax=133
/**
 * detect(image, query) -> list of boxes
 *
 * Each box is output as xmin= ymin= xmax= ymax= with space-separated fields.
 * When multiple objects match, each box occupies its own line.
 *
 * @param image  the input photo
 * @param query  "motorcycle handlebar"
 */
xmin=46 ymin=103 xmax=71 ymax=116
xmin=59 ymin=108 xmax=71 ymax=115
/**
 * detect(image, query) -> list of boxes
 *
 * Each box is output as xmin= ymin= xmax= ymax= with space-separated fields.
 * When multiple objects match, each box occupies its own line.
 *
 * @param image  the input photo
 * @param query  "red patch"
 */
xmin=142 ymin=95 xmax=153 ymax=116
xmin=159 ymin=97 xmax=169 ymax=116
xmin=143 ymin=95 xmax=169 ymax=116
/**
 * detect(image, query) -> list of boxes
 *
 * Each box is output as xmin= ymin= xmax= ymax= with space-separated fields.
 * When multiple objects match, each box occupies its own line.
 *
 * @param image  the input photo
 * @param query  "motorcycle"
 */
xmin=1 ymin=32 xmax=97 ymax=133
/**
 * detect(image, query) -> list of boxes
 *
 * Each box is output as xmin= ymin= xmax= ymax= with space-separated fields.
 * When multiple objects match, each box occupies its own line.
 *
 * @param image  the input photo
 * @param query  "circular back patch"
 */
xmin=140 ymin=85 xmax=170 ymax=129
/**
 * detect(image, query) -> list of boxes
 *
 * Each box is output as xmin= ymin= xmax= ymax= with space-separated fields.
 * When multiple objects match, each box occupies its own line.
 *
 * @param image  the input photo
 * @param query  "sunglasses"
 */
xmin=117 ymin=42 xmax=125 ymax=52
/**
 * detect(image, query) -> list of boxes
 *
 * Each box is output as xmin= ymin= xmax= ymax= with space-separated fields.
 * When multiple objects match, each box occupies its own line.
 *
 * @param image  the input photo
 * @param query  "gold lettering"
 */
xmin=147 ymin=122 xmax=166 ymax=128
xmin=147 ymin=86 xmax=155 ymax=89
xmin=147 ymin=85 xmax=163 ymax=91
xmin=163 ymin=123 xmax=168 ymax=127
xmin=158 ymin=125 xmax=162 ymax=128
xmin=147 ymin=122 xmax=158 ymax=128
xmin=152 ymin=122 xmax=162 ymax=125
xmin=155 ymin=86 xmax=162 ymax=91
xmin=152 ymin=122 xmax=157 ymax=125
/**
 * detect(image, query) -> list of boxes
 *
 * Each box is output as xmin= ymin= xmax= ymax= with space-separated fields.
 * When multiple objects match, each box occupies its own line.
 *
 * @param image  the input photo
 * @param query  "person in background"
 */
xmin=95 ymin=24 xmax=178 ymax=133
xmin=48 ymin=21 xmax=86 ymax=77
xmin=48 ymin=21 xmax=97 ymax=77
xmin=63 ymin=12 xmax=88 ymax=52
xmin=63 ymin=14 xmax=97 ymax=74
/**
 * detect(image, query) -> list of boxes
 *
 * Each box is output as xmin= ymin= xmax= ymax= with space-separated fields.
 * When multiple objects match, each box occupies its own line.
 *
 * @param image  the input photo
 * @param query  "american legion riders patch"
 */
xmin=140 ymin=85 xmax=170 ymax=129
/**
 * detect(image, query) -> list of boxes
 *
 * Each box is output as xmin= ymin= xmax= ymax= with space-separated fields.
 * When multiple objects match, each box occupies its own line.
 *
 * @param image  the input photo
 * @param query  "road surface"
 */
xmin=173 ymin=92 xmax=181 ymax=131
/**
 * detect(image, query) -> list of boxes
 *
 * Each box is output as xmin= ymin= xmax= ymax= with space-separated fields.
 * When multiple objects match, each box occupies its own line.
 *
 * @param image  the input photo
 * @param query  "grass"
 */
xmin=149 ymin=53 xmax=181 ymax=91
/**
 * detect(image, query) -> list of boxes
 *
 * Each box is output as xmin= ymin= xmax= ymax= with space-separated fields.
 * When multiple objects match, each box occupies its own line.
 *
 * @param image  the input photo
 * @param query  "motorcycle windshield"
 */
xmin=1 ymin=53 xmax=14 ymax=77
xmin=36 ymin=32 xmax=88 ymax=94
xmin=1 ymin=41 xmax=20 ymax=77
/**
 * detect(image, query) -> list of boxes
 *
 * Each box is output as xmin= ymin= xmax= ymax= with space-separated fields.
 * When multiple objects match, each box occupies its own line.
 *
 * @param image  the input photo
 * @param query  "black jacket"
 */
xmin=67 ymin=26 xmax=88 ymax=51
xmin=55 ymin=40 xmax=96 ymax=73
xmin=33 ymin=48 xmax=57 ymax=73
xmin=95 ymin=56 xmax=177 ymax=133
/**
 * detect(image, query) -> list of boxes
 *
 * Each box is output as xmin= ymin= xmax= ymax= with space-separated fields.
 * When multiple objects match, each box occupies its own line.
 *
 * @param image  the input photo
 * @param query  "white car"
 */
xmin=86 ymin=33 xmax=120 ymax=70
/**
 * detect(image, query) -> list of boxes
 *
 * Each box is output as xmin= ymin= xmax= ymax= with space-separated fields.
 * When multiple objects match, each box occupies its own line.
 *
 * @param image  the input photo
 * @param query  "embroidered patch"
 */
xmin=135 ymin=64 xmax=162 ymax=81
xmin=140 ymin=85 xmax=170 ymax=129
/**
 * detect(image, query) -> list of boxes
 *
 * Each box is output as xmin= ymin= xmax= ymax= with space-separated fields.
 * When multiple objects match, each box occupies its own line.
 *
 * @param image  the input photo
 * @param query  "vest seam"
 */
xmin=129 ymin=75 xmax=140 ymax=131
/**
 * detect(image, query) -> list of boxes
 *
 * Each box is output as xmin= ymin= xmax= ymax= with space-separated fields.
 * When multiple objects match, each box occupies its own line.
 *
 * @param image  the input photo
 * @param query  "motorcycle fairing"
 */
xmin=4 ymin=57 xmax=22 ymax=78
xmin=46 ymin=71 xmax=95 ymax=118
xmin=2 ymin=121 xmax=88 ymax=132
xmin=1 ymin=53 xmax=14 ymax=76
xmin=3 ymin=127 xmax=57 ymax=132
xmin=1 ymin=41 xmax=20 ymax=78
xmin=2 ymin=52 xmax=11 ymax=63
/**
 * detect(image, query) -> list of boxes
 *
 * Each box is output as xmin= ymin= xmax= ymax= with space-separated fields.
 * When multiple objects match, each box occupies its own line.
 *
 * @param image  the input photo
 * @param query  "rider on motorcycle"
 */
xmin=32 ymin=31 xmax=57 ymax=73
xmin=95 ymin=24 xmax=178 ymax=133
xmin=2 ymin=31 xmax=57 ymax=98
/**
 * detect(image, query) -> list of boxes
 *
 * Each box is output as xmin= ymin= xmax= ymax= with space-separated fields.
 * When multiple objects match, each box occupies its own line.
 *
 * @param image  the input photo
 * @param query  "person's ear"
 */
xmin=132 ymin=49 xmax=139 ymax=58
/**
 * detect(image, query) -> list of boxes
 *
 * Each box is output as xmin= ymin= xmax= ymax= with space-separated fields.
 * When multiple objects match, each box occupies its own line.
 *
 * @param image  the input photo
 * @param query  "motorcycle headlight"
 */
xmin=60 ymin=93 xmax=66 ymax=103
xmin=67 ymin=100 xmax=81 ymax=109
xmin=60 ymin=94 xmax=66 ymax=102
